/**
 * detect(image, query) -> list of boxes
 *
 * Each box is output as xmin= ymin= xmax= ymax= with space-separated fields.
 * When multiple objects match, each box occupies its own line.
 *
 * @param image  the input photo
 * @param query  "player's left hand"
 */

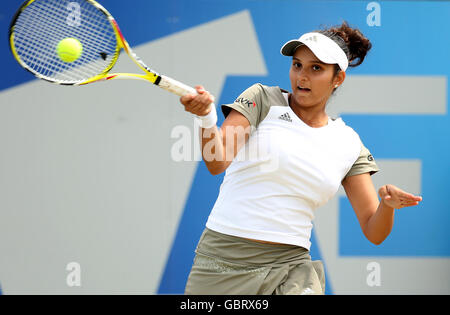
xmin=378 ymin=184 xmax=423 ymax=209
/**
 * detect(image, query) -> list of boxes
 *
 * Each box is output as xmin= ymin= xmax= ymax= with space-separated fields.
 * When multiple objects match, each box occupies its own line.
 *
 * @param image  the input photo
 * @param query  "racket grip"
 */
xmin=158 ymin=75 xmax=197 ymax=97
xmin=158 ymin=75 xmax=218 ymax=128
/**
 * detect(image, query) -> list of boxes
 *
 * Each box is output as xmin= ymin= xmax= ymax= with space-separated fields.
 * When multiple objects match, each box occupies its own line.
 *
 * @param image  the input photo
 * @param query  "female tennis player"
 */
xmin=179 ymin=21 xmax=423 ymax=295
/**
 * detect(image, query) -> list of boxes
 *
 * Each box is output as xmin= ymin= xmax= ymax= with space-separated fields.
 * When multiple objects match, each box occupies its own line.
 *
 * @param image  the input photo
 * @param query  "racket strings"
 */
xmin=42 ymin=0 xmax=116 ymax=77
xmin=17 ymin=0 xmax=115 ymax=74
xmin=15 ymin=3 xmax=82 ymax=77
xmin=12 ymin=0 xmax=119 ymax=84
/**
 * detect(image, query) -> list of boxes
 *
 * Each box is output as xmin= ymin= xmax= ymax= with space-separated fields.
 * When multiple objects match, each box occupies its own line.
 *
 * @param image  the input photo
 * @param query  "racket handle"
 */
xmin=158 ymin=75 xmax=197 ymax=97
xmin=158 ymin=75 xmax=218 ymax=128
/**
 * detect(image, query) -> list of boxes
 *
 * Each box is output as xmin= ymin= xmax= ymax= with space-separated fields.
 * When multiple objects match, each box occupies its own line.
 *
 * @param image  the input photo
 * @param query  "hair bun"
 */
xmin=324 ymin=21 xmax=372 ymax=68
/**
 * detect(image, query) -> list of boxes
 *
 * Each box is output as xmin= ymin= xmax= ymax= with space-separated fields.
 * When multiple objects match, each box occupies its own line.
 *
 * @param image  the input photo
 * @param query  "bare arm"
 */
xmin=342 ymin=173 xmax=423 ymax=245
xmin=180 ymin=86 xmax=251 ymax=175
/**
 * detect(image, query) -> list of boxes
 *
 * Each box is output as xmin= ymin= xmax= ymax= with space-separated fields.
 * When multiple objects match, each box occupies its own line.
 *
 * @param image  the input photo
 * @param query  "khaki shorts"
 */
xmin=184 ymin=228 xmax=325 ymax=295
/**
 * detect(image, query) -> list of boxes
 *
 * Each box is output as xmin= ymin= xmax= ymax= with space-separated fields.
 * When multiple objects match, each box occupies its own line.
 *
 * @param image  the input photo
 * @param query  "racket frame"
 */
xmin=9 ymin=0 xmax=197 ymax=96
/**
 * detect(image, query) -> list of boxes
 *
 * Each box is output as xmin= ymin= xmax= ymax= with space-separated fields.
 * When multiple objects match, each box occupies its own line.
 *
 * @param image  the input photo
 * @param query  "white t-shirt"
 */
xmin=205 ymin=84 xmax=379 ymax=249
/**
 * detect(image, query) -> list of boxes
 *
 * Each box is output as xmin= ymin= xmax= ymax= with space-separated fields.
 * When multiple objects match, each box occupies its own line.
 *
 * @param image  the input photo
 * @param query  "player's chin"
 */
xmin=291 ymin=91 xmax=315 ymax=105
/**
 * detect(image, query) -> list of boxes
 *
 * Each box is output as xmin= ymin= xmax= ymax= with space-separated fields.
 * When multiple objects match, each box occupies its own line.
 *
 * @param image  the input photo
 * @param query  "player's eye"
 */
xmin=312 ymin=65 xmax=321 ymax=71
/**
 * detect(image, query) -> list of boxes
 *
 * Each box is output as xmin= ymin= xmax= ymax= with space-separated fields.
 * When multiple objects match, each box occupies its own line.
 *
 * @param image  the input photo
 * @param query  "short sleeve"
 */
xmin=344 ymin=142 xmax=380 ymax=178
xmin=221 ymin=84 xmax=264 ymax=128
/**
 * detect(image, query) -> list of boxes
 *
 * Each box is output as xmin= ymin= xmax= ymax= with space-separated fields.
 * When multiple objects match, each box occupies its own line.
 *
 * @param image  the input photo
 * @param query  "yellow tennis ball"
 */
xmin=56 ymin=38 xmax=83 ymax=63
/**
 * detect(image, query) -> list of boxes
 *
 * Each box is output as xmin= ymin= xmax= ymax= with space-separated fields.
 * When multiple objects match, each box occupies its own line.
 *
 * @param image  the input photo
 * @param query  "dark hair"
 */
xmin=317 ymin=21 xmax=372 ymax=73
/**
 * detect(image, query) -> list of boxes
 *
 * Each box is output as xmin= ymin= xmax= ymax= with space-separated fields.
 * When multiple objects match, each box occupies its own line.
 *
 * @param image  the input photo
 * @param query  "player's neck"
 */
xmin=288 ymin=93 xmax=329 ymax=128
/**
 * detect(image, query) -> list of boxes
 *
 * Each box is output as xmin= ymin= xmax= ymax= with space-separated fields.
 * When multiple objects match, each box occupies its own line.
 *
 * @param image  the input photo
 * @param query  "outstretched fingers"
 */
xmin=379 ymin=184 xmax=423 ymax=209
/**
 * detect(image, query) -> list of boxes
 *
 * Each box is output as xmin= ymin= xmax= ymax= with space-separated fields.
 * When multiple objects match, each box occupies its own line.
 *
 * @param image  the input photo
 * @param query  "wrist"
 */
xmin=196 ymin=103 xmax=217 ymax=129
xmin=380 ymin=197 xmax=395 ymax=211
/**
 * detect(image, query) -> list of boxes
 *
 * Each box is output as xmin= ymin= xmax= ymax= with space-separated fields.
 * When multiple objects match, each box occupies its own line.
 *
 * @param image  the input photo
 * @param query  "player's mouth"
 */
xmin=297 ymin=85 xmax=311 ymax=93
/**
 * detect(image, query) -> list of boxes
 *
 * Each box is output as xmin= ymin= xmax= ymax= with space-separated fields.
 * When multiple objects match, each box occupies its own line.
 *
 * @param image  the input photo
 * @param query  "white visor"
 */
xmin=280 ymin=32 xmax=348 ymax=71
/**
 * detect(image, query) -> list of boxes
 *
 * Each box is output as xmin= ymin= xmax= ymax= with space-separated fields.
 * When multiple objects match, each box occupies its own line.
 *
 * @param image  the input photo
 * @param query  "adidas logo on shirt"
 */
xmin=278 ymin=112 xmax=292 ymax=122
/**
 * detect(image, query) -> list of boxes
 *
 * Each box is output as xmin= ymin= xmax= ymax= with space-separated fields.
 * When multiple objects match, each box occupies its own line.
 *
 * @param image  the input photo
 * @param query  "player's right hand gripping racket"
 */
xmin=9 ymin=0 xmax=217 ymax=125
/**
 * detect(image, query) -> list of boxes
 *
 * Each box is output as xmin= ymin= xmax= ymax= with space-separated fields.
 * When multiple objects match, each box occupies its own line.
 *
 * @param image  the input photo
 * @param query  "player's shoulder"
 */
xmin=330 ymin=117 xmax=362 ymax=141
xmin=247 ymin=83 xmax=285 ymax=95
xmin=245 ymin=83 xmax=287 ymax=106
xmin=329 ymin=118 xmax=363 ymax=161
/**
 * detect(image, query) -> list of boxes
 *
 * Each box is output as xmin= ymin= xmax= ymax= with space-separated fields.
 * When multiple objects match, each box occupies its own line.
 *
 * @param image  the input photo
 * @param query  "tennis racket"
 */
xmin=9 ymin=0 xmax=198 ymax=97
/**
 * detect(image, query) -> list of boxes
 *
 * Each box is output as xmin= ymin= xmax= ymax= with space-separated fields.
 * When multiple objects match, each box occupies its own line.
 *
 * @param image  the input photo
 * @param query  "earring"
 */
xmin=334 ymin=84 xmax=339 ymax=88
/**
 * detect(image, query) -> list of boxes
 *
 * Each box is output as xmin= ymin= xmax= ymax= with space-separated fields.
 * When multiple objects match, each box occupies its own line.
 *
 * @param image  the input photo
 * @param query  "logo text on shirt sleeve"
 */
xmin=235 ymin=97 xmax=256 ymax=108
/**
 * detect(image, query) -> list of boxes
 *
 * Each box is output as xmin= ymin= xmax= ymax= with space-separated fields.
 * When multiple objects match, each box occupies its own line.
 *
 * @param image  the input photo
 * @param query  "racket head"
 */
xmin=9 ymin=0 xmax=121 ymax=85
